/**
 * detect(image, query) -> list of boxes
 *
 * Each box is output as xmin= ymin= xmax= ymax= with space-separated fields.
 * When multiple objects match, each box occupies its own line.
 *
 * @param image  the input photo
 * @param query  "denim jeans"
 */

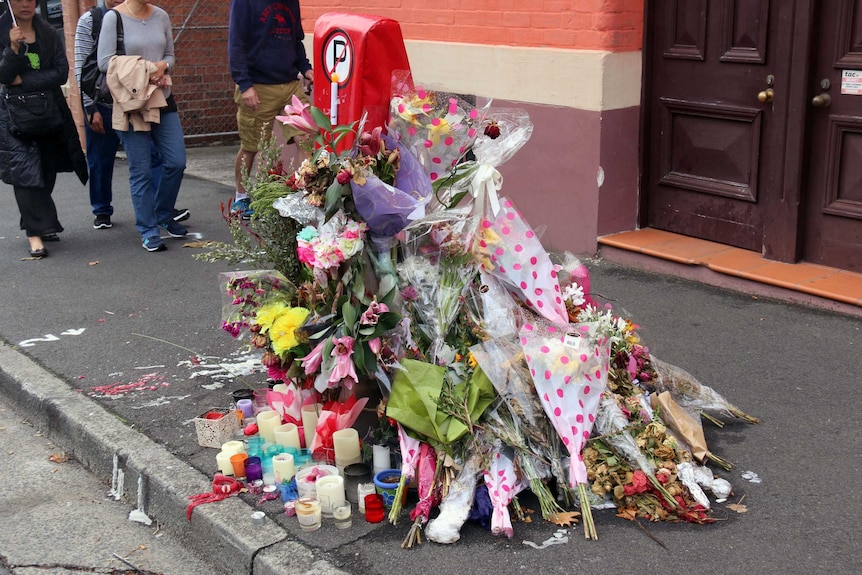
xmin=117 ymin=111 xmax=186 ymax=240
xmin=84 ymin=103 xmax=120 ymax=216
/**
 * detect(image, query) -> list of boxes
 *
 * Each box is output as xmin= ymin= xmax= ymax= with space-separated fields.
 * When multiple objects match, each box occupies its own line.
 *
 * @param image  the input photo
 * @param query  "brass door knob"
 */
xmin=757 ymin=88 xmax=774 ymax=103
xmin=811 ymin=93 xmax=831 ymax=108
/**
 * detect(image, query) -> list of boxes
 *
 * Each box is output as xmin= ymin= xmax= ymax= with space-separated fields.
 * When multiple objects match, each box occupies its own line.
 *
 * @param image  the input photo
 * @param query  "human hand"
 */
xmin=90 ymin=110 xmax=105 ymax=134
xmin=8 ymin=25 xmax=23 ymax=54
xmin=241 ymin=86 xmax=259 ymax=110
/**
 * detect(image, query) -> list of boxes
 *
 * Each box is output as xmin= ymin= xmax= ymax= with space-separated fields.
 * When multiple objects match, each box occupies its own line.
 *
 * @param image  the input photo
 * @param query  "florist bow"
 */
xmin=469 ymin=164 xmax=503 ymax=218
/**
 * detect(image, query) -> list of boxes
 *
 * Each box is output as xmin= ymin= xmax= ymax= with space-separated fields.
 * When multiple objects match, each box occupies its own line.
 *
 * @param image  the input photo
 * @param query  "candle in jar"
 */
xmin=256 ymin=410 xmax=281 ymax=444
xmin=273 ymin=453 xmax=295 ymax=484
xmin=300 ymin=404 xmax=321 ymax=449
xmin=332 ymin=428 xmax=361 ymax=466
xmin=331 ymin=500 xmax=352 ymax=529
xmin=315 ymin=475 xmax=345 ymax=517
xmin=273 ymin=423 xmax=302 ymax=450
xmin=295 ymin=498 xmax=322 ymax=532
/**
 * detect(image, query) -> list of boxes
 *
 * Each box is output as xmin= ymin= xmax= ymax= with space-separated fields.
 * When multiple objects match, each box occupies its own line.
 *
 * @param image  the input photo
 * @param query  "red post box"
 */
xmin=313 ymin=13 xmax=411 ymax=149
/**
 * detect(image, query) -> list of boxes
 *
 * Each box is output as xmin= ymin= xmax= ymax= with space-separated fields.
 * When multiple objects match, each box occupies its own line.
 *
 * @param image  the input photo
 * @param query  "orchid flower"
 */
xmin=298 ymin=340 xmax=327 ymax=375
xmin=358 ymin=126 xmax=384 ymax=156
xmin=275 ymin=95 xmax=317 ymax=134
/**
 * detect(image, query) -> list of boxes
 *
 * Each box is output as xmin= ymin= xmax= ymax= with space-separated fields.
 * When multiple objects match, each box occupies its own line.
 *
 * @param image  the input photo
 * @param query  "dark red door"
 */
xmin=802 ymin=1 xmax=862 ymax=271
xmin=644 ymin=1 xmax=799 ymax=254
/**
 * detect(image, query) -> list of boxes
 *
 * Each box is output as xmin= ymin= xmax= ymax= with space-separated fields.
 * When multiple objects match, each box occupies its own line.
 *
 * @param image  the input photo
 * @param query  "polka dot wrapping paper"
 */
xmin=483 ymin=446 xmax=528 ymax=539
xmin=473 ymin=197 xmax=570 ymax=325
xmin=519 ymin=320 xmax=611 ymax=486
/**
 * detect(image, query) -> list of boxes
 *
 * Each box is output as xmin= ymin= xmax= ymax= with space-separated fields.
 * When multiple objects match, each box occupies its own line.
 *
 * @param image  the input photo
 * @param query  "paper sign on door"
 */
xmin=841 ymin=70 xmax=862 ymax=95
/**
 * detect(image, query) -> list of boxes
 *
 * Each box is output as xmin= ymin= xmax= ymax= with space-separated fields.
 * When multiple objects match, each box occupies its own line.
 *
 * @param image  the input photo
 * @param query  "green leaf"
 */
xmin=358 ymin=326 xmax=376 ymax=337
xmin=353 ymin=340 xmax=367 ymax=373
xmin=310 ymin=106 xmax=331 ymax=132
xmin=374 ymin=311 xmax=402 ymax=333
xmin=324 ymin=181 xmax=345 ymax=221
xmin=380 ymin=285 xmax=398 ymax=307
xmin=342 ymin=300 xmax=358 ymax=330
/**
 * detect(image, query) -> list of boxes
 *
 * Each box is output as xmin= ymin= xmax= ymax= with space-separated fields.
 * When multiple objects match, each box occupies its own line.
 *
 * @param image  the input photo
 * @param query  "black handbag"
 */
xmin=4 ymin=89 xmax=64 ymax=138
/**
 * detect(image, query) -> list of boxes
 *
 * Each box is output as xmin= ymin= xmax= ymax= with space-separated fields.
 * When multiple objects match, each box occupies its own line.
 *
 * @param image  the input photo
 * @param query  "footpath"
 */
xmin=0 ymin=145 xmax=859 ymax=575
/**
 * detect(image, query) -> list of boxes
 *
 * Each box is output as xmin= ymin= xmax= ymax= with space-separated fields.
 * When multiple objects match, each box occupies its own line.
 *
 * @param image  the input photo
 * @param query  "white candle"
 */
xmin=301 ymin=404 xmax=321 ymax=449
xmin=372 ymin=444 xmax=390 ymax=474
xmin=332 ymin=428 xmax=361 ymax=466
xmin=273 ymin=453 xmax=295 ymax=484
xmin=256 ymin=410 xmax=281 ymax=444
xmin=330 ymin=72 xmax=339 ymax=125
xmin=316 ymin=475 xmax=345 ymax=517
xmin=220 ymin=440 xmax=245 ymax=456
xmin=273 ymin=423 xmax=302 ymax=450
xmin=215 ymin=450 xmax=234 ymax=476
xmin=357 ymin=482 xmax=376 ymax=513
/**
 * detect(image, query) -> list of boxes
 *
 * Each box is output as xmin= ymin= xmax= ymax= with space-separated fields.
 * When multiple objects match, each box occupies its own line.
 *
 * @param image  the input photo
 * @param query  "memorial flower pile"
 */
xmin=201 ymin=73 xmax=757 ymax=545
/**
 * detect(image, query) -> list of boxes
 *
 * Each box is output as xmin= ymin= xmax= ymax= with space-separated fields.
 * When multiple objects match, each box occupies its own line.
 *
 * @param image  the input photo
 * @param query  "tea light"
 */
xmin=332 ymin=500 xmax=352 ymax=529
xmin=273 ymin=423 xmax=302 ymax=450
xmin=333 ymin=428 xmax=361 ymax=468
xmin=273 ymin=453 xmax=295 ymax=484
xmin=315 ymin=475 xmax=345 ymax=517
xmin=256 ymin=410 xmax=281 ymax=444
xmin=301 ymin=404 xmax=321 ymax=449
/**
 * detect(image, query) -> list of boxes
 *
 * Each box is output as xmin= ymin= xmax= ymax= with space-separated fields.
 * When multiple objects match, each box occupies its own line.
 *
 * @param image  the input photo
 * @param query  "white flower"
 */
xmin=562 ymin=283 xmax=585 ymax=307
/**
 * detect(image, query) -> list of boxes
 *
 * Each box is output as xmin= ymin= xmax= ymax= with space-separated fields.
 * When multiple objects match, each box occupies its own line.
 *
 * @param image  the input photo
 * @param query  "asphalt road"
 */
xmin=0 ymin=148 xmax=860 ymax=574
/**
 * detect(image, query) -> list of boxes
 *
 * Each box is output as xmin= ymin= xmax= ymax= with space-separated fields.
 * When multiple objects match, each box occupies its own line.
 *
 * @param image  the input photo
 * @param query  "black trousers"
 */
xmin=14 ymin=170 xmax=63 ymax=238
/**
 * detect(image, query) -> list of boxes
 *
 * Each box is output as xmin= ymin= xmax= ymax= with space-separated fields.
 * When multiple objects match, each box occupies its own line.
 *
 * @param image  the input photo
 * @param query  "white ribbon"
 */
xmin=470 ymin=164 xmax=503 ymax=217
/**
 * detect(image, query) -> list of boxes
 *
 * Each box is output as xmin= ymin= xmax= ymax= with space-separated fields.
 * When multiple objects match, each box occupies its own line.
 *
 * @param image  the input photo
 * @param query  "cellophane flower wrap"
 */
xmin=219 ymin=270 xmax=296 ymax=340
xmin=310 ymin=395 xmax=369 ymax=463
xmin=483 ymin=443 xmax=527 ymax=538
xmin=520 ymin=319 xmax=611 ymax=539
xmin=389 ymin=423 xmax=422 ymax=524
xmin=472 ymin=198 xmax=569 ymax=325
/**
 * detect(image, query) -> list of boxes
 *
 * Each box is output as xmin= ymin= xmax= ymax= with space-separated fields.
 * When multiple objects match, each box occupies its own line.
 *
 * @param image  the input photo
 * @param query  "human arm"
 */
xmin=96 ymin=9 xmax=118 ymax=72
xmin=74 ymin=10 xmax=96 ymax=112
xmin=227 ymin=0 xmax=253 ymax=92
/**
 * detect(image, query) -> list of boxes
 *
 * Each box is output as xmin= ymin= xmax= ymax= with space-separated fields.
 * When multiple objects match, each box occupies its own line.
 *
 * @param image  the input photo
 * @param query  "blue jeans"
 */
xmin=117 ymin=111 xmax=186 ymax=240
xmin=85 ymin=104 xmax=164 ymax=217
xmin=84 ymin=103 xmax=120 ymax=216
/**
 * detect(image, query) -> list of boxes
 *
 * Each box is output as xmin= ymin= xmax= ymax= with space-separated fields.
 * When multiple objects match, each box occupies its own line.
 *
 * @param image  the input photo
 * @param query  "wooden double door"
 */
xmin=644 ymin=0 xmax=862 ymax=271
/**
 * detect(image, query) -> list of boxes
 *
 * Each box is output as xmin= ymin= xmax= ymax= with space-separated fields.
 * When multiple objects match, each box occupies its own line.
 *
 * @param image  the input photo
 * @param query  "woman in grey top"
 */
xmin=97 ymin=0 xmax=187 ymax=252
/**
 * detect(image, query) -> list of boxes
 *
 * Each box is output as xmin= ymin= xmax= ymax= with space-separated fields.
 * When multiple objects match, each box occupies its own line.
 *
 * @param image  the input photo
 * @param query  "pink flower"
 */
xmin=336 ymin=169 xmax=351 ymax=185
xmin=298 ymin=340 xmax=326 ymax=375
xmin=297 ymin=242 xmax=316 ymax=267
xmin=360 ymin=301 xmax=389 ymax=325
xmin=275 ymin=95 xmax=316 ymax=134
xmin=358 ymin=126 xmax=383 ymax=156
xmin=368 ymin=337 xmax=382 ymax=355
xmin=329 ymin=336 xmax=358 ymax=388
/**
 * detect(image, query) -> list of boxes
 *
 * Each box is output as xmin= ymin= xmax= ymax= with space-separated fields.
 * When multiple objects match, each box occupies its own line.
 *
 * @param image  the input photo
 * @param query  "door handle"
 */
xmin=757 ymin=88 xmax=774 ymax=103
xmin=811 ymin=93 xmax=831 ymax=108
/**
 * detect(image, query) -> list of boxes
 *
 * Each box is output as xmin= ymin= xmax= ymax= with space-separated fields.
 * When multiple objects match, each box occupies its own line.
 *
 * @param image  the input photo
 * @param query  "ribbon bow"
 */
xmin=470 ymin=164 xmax=503 ymax=217
xmin=186 ymin=474 xmax=243 ymax=520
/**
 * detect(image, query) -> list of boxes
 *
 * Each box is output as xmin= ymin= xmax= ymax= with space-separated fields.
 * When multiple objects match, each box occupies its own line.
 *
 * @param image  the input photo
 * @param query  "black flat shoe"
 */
xmin=28 ymin=247 xmax=48 ymax=258
xmin=42 ymin=233 xmax=60 ymax=242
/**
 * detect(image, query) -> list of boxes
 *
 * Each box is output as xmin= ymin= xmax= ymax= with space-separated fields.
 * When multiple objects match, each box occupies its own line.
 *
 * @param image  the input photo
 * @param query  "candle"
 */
xmin=230 ymin=452 xmax=248 ymax=479
xmin=236 ymin=399 xmax=254 ymax=418
xmin=295 ymin=498 xmax=321 ymax=532
xmin=330 ymin=72 xmax=339 ymax=125
xmin=372 ymin=444 xmax=390 ymax=474
xmin=331 ymin=500 xmax=352 ymax=529
xmin=300 ymin=404 xmax=321 ymax=449
xmin=262 ymin=456 xmax=276 ymax=485
xmin=273 ymin=453 xmax=295 ymax=484
xmin=357 ymin=482 xmax=376 ymax=513
xmin=273 ymin=423 xmax=302 ymax=450
xmin=332 ymin=428 xmax=361 ymax=467
xmin=215 ymin=450 xmax=234 ymax=476
xmin=244 ymin=456 xmax=263 ymax=482
xmin=256 ymin=410 xmax=281 ymax=444
xmin=221 ymin=440 xmax=245 ymax=456
xmin=316 ymin=475 xmax=345 ymax=517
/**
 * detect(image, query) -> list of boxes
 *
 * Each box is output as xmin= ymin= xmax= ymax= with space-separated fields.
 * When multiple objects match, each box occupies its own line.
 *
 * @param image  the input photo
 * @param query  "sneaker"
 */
xmin=142 ymin=236 xmax=166 ymax=252
xmin=173 ymin=207 xmax=190 ymax=222
xmin=93 ymin=214 xmax=112 ymax=229
xmin=231 ymin=197 xmax=253 ymax=220
xmin=160 ymin=220 xmax=188 ymax=238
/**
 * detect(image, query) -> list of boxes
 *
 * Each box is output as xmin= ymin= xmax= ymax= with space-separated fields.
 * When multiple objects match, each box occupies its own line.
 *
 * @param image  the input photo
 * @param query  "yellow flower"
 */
xmin=269 ymin=307 xmax=311 ymax=355
xmin=255 ymin=302 xmax=288 ymax=334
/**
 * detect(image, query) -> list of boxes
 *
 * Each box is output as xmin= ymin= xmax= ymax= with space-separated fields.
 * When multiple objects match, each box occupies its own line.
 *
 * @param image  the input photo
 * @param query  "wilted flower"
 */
xmin=360 ymin=300 xmax=389 ymax=325
xmin=329 ymin=336 xmax=358 ymax=388
xmin=358 ymin=126 xmax=384 ymax=156
xmin=484 ymin=119 xmax=501 ymax=139
xmin=336 ymin=169 xmax=352 ymax=185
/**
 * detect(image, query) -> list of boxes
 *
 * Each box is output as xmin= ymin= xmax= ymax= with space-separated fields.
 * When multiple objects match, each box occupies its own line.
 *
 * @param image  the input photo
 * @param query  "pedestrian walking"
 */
xmin=0 ymin=0 xmax=88 ymax=258
xmin=97 ymin=0 xmax=187 ymax=252
xmin=228 ymin=0 xmax=314 ymax=220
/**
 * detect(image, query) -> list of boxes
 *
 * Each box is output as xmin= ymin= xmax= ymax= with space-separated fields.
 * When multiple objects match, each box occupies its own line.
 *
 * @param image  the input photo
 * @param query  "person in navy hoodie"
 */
xmin=228 ymin=0 xmax=314 ymax=220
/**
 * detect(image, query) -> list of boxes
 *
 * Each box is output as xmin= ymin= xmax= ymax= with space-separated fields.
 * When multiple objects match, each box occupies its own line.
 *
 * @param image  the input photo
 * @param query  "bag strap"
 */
xmin=112 ymin=9 xmax=125 ymax=56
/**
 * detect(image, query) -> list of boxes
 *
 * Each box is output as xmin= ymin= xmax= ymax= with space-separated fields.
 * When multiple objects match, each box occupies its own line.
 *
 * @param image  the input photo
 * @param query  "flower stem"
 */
xmin=388 ymin=474 xmax=408 ymax=524
xmin=578 ymin=483 xmax=598 ymax=541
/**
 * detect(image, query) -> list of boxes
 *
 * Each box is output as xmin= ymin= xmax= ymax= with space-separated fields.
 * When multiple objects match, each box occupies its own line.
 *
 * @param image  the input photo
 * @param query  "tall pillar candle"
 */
xmin=273 ymin=423 xmax=302 ymax=450
xmin=300 ymin=404 xmax=321 ymax=449
xmin=256 ymin=410 xmax=281 ymax=444
xmin=273 ymin=453 xmax=295 ymax=484
xmin=372 ymin=444 xmax=391 ymax=475
xmin=330 ymin=72 xmax=339 ymax=125
xmin=316 ymin=474 xmax=345 ymax=517
xmin=333 ymin=428 xmax=361 ymax=471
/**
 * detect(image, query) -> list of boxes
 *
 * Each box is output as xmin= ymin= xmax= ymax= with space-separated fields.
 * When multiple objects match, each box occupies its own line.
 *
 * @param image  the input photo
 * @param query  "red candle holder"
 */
xmin=364 ymin=493 xmax=385 ymax=523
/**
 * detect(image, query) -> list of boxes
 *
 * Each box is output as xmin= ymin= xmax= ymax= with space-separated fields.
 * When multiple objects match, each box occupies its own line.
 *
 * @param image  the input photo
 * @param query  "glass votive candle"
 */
xmin=331 ymin=500 xmax=352 ymax=529
xmin=244 ymin=456 xmax=263 ymax=483
xmin=295 ymin=498 xmax=322 ymax=532
xmin=357 ymin=482 xmax=376 ymax=513
xmin=364 ymin=493 xmax=385 ymax=523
